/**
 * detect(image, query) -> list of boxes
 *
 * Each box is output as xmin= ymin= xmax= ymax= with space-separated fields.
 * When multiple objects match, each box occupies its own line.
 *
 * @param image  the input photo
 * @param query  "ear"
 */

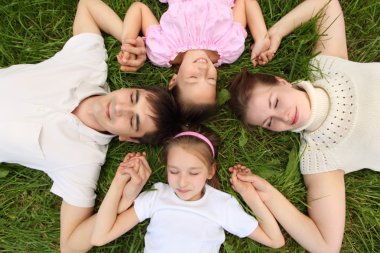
xmin=208 ymin=162 xmax=217 ymax=179
xmin=275 ymin=76 xmax=290 ymax=86
xmin=119 ymin=136 xmax=140 ymax=143
xmin=168 ymin=74 xmax=178 ymax=90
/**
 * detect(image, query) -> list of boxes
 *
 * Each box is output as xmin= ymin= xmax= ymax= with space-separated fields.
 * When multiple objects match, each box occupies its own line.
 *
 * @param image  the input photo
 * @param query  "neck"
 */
xmin=72 ymin=96 xmax=104 ymax=132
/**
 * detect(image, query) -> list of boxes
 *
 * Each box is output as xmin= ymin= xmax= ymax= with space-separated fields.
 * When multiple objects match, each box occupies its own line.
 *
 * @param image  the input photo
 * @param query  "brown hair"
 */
xmin=170 ymin=85 xmax=217 ymax=124
xmin=163 ymin=127 xmax=220 ymax=189
xmin=229 ymin=69 xmax=279 ymax=124
xmin=133 ymin=86 xmax=182 ymax=144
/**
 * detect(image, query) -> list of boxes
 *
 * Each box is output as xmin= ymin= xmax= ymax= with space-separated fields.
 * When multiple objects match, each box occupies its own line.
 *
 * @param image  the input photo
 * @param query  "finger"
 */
xmin=135 ymin=36 xmax=145 ymax=47
xmin=122 ymin=42 xmax=147 ymax=55
xmin=236 ymin=173 xmax=257 ymax=183
xmin=120 ymin=65 xmax=138 ymax=72
xmin=124 ymin=37 xmax=145 ymax=48
xmin=259 ymin=53 xmax=268 ymax=65
xmin=137 ymin=156 xmax=152 ymax=175
xmin=123 ymin=58 xmax=145 ymax=68
xmin=230 ymin=170 xmax=238 ymax=185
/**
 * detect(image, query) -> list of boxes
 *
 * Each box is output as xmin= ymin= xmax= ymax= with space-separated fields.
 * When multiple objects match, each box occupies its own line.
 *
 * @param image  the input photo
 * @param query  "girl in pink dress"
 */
xmin=118 ymin=0 xmax=270 ymax=122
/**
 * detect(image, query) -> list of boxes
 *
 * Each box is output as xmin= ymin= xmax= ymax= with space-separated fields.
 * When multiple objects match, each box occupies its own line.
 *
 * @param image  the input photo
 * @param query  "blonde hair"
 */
xmin=163 ymin=129 xmax=220 ymax=189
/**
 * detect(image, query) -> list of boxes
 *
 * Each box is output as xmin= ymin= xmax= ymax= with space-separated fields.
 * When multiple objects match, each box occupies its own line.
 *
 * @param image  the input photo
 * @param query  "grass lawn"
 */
xmin=0 ymin=0 xmax=379 ymax=252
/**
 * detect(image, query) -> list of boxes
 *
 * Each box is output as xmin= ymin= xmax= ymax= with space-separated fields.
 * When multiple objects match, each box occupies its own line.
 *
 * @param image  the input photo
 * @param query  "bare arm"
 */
xmin=230 ymin=165 xmax=284 ymax=248
xmin=266 ymin=0 xmax=347 ymax=61
xmin=73 ymin=0 xmax=123 ymax=41
xmin=91 ymin=171 xmax=139 ymax=246
xmin=238 ymin=170 xmax=346 ymax=253
xmin=232 ymin=0 xmax=270 ymax=66
xmin=92 ymin=156 xmax=151 ymax=246
xmin=118 ymin=2 xmax=158 ymax=72
xmin=121 ymin=2 xmax=158 ymax=42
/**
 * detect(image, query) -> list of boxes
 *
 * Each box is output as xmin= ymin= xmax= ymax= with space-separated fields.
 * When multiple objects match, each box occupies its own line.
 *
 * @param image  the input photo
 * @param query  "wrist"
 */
xmin=239 ymin=188 xmax=259 ymax=201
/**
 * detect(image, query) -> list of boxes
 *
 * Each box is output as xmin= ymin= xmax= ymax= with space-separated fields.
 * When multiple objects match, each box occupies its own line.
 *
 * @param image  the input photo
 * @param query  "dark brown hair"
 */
xmin=163 ymin=127 xmax=221 ymax=189
xmin=229 ymin=69 xmax=279 ymax=124
xmin=133 ymin=86 xmax=182 ymax=144
xmin=170 ymin=85 xmax=217 ymax=124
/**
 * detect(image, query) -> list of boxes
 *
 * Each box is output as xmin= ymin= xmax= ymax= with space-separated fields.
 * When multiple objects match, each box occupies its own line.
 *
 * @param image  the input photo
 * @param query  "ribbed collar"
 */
xmin=292 ymin=81 xmax=330 ymax=133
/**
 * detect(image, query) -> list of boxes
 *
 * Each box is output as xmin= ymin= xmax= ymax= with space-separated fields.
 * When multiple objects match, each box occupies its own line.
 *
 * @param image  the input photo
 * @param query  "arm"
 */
xmin=237 ymin=170 xmax=346 ymax=253
xmin=265 ymin=0 xmax=347 ymax=61
xmin=117 ymin=2 xmax=159 ymax=72
xmin=121 ymin=2 xmax=158 ymax=42
xmin=73 ymin=0 xmax=123 ymax=41
xmin=92 ymin=156 xmax=151 ymax=246
xmin=232 ymin=0 xmax=270 ymax=66
xmin=229 ymin=165 xmax=284 ymax=248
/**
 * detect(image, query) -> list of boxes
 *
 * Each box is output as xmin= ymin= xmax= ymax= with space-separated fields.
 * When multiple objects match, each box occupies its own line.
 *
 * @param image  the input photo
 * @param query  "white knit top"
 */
xmin=292 ymin=55 xmax=380 ymax=174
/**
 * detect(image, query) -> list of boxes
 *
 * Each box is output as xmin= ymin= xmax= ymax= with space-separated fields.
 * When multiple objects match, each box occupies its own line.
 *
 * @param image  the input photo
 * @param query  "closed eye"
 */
xmin=267 ymin=118 xmax=272 ymax=128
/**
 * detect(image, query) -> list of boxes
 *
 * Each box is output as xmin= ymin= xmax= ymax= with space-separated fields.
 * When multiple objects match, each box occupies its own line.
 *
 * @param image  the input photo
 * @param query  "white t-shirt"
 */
xmin=134 ymin=182 xmax=258 ymax=253
xmin=0 ymin=33 xmax=114 ymax=207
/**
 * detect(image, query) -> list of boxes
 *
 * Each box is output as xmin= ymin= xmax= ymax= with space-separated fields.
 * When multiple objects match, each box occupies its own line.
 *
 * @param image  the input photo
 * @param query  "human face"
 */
xmin=167 ymin=146 xmax=214 ymax=201
xmin=93 ymin=88 xmax=157 ymax=141
xmin=245 ymin=78 xmax=311 ymax=132
xmin=172 ymin=50 xmax=217 ymax=105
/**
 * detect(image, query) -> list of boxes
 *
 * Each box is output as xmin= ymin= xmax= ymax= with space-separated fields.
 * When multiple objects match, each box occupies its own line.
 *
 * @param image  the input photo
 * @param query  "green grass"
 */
xmin=0 ymin=0 xmax=379 ymax=252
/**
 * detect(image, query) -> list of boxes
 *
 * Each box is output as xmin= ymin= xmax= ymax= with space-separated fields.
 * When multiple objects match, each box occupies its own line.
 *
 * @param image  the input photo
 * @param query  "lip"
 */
xmin=177 ymin=189 xmax=190 ymax=194
xmin=193 ymin=57 xmax=208 ymax=64
xmin=291 ymin=107 xmax=298 ymax=125
xmin=106 ymin=102 xmax=111 ymax=120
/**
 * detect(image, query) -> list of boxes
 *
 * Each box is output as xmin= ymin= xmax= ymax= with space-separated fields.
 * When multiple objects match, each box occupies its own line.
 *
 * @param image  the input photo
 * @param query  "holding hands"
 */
xmin=251 ymin=27 xmax=283 ymax=67
xmin=117 ymin=37 xmax=147 ymax=72
xmin=229 ymin=164 xmax=273 ymax=203
xmin=114 ymin=152 xmax=151 ymax=213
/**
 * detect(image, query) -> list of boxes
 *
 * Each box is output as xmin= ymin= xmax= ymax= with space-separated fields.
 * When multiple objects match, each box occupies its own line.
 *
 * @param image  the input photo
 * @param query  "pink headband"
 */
xmin=174 ymin=131 xmax=215 ymax=158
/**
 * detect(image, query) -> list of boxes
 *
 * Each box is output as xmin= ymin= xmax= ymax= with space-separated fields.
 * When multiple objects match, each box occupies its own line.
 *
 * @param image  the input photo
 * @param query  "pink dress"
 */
xmin=146 ymin=0 xmax=247 ymax=67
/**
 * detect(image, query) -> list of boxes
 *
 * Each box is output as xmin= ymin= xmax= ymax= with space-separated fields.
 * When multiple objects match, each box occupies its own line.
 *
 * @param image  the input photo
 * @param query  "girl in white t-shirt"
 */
xmin=92 ymin=130 xmax=284 ymax=252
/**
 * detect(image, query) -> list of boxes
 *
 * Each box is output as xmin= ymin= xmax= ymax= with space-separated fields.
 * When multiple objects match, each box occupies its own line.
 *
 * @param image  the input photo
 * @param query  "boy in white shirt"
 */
xmin=0 ymin=0 xmax=180 ymax=252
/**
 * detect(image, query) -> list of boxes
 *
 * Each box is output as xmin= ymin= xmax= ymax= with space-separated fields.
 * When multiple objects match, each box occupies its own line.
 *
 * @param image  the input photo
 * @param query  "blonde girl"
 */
xmin=91 ymin=130 xmax=284 ymax=252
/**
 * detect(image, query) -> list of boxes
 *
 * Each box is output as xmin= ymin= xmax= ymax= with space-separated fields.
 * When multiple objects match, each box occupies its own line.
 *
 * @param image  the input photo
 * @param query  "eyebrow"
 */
xmin=261 ymin=92 xmax=272 ymax=127
xmin=135 ymin=90 xmax=140 ymax=132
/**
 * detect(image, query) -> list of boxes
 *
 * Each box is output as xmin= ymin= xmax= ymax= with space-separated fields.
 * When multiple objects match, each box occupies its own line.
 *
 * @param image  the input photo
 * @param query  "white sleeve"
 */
xmin=55 ymin=33 xmax=107 ymax=62
xmin=222 ymin=197 xmax=258 ymax=238
xmin=133 ymin=186 xmax=159 ymax=222
xmin=49 ymin=163 xmax=101 ymax=208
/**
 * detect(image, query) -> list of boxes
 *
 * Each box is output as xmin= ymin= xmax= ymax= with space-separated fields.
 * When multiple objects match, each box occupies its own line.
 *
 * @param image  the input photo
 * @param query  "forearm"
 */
xmin=121 ymin=2 xmax=157 ymax=42
xmin=245 ymin=0 xmax=268 ymax=41
xmin=92 ymin=182 xmax=125 ymax=242
xmin=122 ymin=2 xmax=144 ymax=42
xmin=263 ymin=185 xmax=342 ymax=253
xmin=271 ymin=0 xmax=331 ymax=38
xmin=74 ymin=0 xmax=123 ymax=41
xmin=242 ymin=190 xmax=284 ymax=248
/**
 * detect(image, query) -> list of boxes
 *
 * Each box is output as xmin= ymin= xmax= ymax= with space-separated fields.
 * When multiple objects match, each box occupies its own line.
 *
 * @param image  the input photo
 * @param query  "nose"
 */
xmin=273 ymin=108 xmax=290 ymax=124
xmin=114 ymin=102 xmax=133 ymax=117
xmin=178 ymin=174 xmax=188 ymax=188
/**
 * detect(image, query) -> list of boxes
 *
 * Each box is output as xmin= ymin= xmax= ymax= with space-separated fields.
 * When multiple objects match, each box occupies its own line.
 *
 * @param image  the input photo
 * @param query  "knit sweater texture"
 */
xmin=293 ymin=55 xmax=380 ymax=174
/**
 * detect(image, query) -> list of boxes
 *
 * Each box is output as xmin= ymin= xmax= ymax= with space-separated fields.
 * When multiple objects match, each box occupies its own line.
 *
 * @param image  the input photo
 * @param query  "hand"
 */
xmin=121 ymin=153 xmax=151 ymax=202
xmin=229 ymin=164 xmax=257 ymax=197
xmin=117 ymin=37 xmax=147 ymax=72
xmin=233 ymin=167 xmax=274 ymax=203
xmin=259 ymin=26 xmax=284 ymax=63
xmin=112 ymin=152 xmax=147 ymax=186
xmin=250 ymin=34 xmax=271 ymax=67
